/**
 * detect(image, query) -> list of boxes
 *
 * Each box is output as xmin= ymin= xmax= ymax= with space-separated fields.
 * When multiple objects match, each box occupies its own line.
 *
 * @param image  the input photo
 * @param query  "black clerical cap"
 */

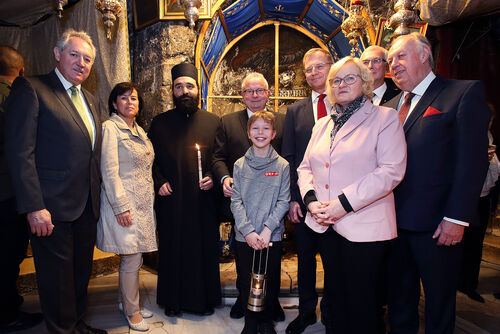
xmin=171 ymin=62 xmax=198 ymax=83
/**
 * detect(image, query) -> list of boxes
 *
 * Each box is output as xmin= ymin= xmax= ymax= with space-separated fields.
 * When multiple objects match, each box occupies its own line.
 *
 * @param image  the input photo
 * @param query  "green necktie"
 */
xmin=69 ymin=86 xmax=94 ymax=144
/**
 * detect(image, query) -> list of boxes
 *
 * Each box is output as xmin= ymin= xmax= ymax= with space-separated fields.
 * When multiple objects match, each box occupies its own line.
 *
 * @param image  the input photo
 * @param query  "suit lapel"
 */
xmin=331 ymin=101 xmax=373 ymax=151
xmin=47 ymin=71 xmax=93 ymax=146
xmin=237 ymin=109 xmax=252 ymax=147
xmin=304 ymin=98 xmax=315 ymax=129
xmin=403 ymin=77 xmax=445 ymax=133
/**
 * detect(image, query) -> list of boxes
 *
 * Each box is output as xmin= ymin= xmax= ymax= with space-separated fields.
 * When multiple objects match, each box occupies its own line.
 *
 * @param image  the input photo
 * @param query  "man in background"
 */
xmin=361 ymin=45 xmax=400 ymax=106
xmin=0 ymin=45 xmax=44 ymax=333
xmin=281 ymin=48 xmax=332 ymax=334
xmin=212 ymin=72 xmax=285 ymax=321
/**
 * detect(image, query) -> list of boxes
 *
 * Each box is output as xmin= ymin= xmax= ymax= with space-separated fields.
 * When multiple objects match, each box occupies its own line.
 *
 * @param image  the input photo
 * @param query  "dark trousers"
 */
xmin=294 ymin=221 xmax=328 ymax=318
xmin=30 ymin=199 xmax=97 ymax=334
xmin=235 ymin=241 xmax=282 ymax=323
xmin=388 ymin=229 xmax=463 ymax=334
xmin=458 ymin=195 xmax=491 ymax=292
xmin=318 ymin=228 xmax=390 ymax=334
xmin=0 ymin=198 xmax=29 ymax=325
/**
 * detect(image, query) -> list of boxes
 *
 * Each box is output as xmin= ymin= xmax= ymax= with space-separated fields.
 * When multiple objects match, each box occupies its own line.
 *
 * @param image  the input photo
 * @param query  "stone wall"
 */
xmin=130 ymin=20 xmax=196 ymax=130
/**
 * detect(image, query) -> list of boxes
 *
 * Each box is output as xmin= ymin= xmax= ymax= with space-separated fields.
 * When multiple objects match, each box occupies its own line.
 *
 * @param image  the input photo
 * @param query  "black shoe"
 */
xmin=462 ymin=290 xmax=485 ymax=303
xmin=230 ymin=299 xmax=245 ymax=319
xmin=75 ymin=321 xmax=107 ymax=334
xmin=0 ymin=311 xmax=44 ymax=333
xmin=241 ymin=317 xmax=258 ymax=334
xmin=285 ymin=313 xmax=317 ymax=334
xmin=164 ymin=307 xmax=182 ymax=317
xmin=273 ymin=303 xmax=285 ymax=322
xmin=259 ymin=321 xmax=277 ymax=334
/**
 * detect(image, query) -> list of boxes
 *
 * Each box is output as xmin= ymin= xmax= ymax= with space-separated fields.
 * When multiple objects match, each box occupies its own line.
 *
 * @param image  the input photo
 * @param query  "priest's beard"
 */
xmin=174 ymin=94 xmax=198 ymax=116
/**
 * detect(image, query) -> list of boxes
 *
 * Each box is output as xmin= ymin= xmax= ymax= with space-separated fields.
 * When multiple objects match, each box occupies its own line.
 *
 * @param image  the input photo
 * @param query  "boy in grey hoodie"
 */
xmin=231 ymin=111 xmax=290 ymax=334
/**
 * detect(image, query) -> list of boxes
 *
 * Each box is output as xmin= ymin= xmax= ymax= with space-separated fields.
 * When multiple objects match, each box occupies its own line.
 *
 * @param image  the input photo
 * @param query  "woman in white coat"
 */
xmin=97 ymin=82 xmax=157 ymax=332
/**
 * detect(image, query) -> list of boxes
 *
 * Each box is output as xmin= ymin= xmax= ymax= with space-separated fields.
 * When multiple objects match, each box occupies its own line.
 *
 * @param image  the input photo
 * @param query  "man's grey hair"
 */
xmin=55 ymin=29 xmax=96 ymax=61
xmin=241 ymin=72 xmax=269 ymax=91
xmin=392 ymin=32 xmax=434 ymax=69
xmin=361 ymin=45 xmax=388 ymax=61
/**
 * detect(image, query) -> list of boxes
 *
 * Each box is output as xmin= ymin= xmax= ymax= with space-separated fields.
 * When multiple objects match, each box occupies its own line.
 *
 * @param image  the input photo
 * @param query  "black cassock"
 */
xmin=149 ymin=108 xmax=221 ymax=313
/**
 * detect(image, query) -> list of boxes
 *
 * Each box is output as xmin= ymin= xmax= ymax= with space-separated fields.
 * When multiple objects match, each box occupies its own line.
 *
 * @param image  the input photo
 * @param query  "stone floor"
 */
xmin=13 ymin=252 xmax=500 ymax=334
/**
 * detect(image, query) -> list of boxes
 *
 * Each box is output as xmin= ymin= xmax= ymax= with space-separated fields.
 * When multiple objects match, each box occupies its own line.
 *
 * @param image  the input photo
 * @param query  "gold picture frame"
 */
xmin=375 ymin=18 xmax=428 ymax=49
xmin=159 ymin=0 xmax=211 ymax=20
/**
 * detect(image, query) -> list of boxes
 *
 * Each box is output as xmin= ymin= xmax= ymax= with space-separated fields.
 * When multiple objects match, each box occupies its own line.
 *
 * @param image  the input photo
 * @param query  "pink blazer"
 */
xmin=297 ymin=100 xmax=407 ymax=242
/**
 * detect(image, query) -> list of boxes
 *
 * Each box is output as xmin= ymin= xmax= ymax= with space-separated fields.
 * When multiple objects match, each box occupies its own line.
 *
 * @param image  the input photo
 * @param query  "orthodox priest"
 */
xmin=149 ymin=62 xmax=221 ymax=316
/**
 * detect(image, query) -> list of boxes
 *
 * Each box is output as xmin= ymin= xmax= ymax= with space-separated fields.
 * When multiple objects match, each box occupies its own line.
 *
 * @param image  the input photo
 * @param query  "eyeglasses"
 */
xmin=329 ymin=74 xmax=361 ymax=88
xmin=304 ymin=63 xmax=332 ymax=74
xmin=242 ymin=88 xmax=268 ymax=96
xmin=362 ymin=57 xmax=386 ymax=66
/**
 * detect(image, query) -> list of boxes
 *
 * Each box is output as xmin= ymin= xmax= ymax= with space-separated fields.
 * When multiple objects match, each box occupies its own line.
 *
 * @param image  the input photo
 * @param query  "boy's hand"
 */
xmin=245 ymin=232 xmax=264 ymax=250
xmin=259 ymin=226 xmax=272 ymax=248
xmin=199 ymin=176 xmax=213 ymax=190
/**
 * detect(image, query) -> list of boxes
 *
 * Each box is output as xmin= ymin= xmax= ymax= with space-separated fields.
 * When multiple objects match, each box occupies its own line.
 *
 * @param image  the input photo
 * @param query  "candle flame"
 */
xmin=195 ymin=143 xmax=200 ymax=150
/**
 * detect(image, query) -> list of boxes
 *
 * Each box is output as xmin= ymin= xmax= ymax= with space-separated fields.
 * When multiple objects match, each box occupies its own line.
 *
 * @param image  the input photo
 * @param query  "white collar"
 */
xmin=410 ymin=71 xmax=436 ymax=96
xmin=55 ymin=67 xmax=81 ymax=92
xmin=373 ymin=82 xmax=387 ymax=97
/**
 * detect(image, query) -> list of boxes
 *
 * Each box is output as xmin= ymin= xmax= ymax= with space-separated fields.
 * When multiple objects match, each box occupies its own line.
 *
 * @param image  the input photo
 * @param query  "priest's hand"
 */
xmin=200 ymin=176 xmax=213 ymax=190
xmin=116 ymin=211 xmax=133 ymax=227
xmin=245 ymin=232 xmax=264 ymax=250
xmin=222 ymin=177 xmax=234 ymax=197
xmin=27 ymin=209 xmax=53 ymax=237
xmin=158 ymin=182 xmax=173 ymax=196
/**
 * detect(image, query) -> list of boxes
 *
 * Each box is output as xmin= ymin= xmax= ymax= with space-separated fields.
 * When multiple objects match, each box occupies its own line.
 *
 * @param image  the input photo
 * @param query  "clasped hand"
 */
xmin=308 ymin=199 xmax=347 ymax=225
xmin=245 ymin=227 xmax=272 ymax=250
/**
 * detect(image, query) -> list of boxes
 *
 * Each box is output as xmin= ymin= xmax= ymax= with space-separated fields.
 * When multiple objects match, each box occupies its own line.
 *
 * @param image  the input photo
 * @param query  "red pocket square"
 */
xmin=423 ymin=106 xmax=442 ymax=117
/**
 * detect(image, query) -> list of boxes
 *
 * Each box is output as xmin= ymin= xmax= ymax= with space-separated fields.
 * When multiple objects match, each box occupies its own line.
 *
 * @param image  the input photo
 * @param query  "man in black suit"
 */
xmin=385 ymin=33 xmax=490 ymax=334
xmin=212 ymin=72 xmax=285 ymax=321
xmin=0 ymin=45 xmax=44 ymax=333
xmin=361 ymin=45 xmax=400 ymax=106
xmin=4 ymin=29 xmax=105 ymax=334
xmin=281 ymin=48 xmax=332 ymax=334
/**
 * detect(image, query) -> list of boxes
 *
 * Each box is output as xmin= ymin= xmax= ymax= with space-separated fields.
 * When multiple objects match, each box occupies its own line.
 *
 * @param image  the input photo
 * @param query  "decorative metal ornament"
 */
xmin=95 ymin=0 xmax=122 ymax=39
xmin=180 ymin=0 xmax=202 ymax=29
xmin=56 ymin=0 xmax=68 ymax=18
xmin=341 ymin=1 xmax=369 ymax=55
xmin=388 ymin=0 xmax=417 ymax=37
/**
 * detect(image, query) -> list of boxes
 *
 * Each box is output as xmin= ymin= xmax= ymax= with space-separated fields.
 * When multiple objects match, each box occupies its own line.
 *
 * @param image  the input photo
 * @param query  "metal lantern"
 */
xmin=341 ymin=1 xmax=369 ymax=55
xmin=95 ymin=0 xmax=122 ymax=39
xmin=180 ymin=0 xmax=202 ymax=30
xmin=248 ymin=246 xmax=271 ymax=312
xmin=388 ymin=0 xmax=417 ymax=38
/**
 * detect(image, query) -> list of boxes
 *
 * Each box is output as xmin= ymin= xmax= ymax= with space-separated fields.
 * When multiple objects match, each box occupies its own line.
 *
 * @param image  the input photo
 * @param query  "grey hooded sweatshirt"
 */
xmin=231 ymin=145 xmax=290 ymax=242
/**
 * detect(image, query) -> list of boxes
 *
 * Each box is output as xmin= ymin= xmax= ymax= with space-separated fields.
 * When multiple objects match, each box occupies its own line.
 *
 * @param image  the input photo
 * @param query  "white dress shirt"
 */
xmin=372 ymin=82 xmax=387 ymax=106
xmin=311 ymin=90 xmax=332 ymax=123
xmin=55 ymin=67 xmax=96 ymax=149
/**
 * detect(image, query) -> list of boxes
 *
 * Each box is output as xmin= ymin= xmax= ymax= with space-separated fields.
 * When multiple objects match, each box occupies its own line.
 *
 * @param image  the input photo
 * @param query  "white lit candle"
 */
xmin=195 ymin=143 xmax=202 ymax=182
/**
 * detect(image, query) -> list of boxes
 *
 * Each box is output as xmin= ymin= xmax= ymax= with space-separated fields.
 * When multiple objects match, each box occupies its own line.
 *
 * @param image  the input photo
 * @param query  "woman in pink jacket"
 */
xmin=297 ymin=56 xmax=406 ymax=333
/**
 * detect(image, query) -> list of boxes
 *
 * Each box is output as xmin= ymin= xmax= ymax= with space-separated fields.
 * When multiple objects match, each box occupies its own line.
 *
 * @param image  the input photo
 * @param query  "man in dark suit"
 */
xmin=361 ymin=45 xmax=400 ymax=106
xmin=4 ymin=29 xmax=105 ymax=334
xmin=281 ymin=48 xmax=332 ymax=334
xmin=0 ymin=45 xmax=44 ymax=333
xmin=385 ymin=33 xmax=490 ymax=334
xmin=212 ymin=72 xmax=285 ymax=321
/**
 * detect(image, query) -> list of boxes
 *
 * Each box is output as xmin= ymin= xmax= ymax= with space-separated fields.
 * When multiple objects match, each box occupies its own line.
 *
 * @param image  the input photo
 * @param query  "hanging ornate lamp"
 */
xmin=56 ymin=0 xmax=68 ymax=18
xmin=180 ymin=0 xmax=202 ymax=29
xmin=388 ymin=0 xmax=417 ymax=37
xmin=341 ymin=1 xmax=369 ymax=55
xmin=95 ymin=0 xmax=122 ymax=39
